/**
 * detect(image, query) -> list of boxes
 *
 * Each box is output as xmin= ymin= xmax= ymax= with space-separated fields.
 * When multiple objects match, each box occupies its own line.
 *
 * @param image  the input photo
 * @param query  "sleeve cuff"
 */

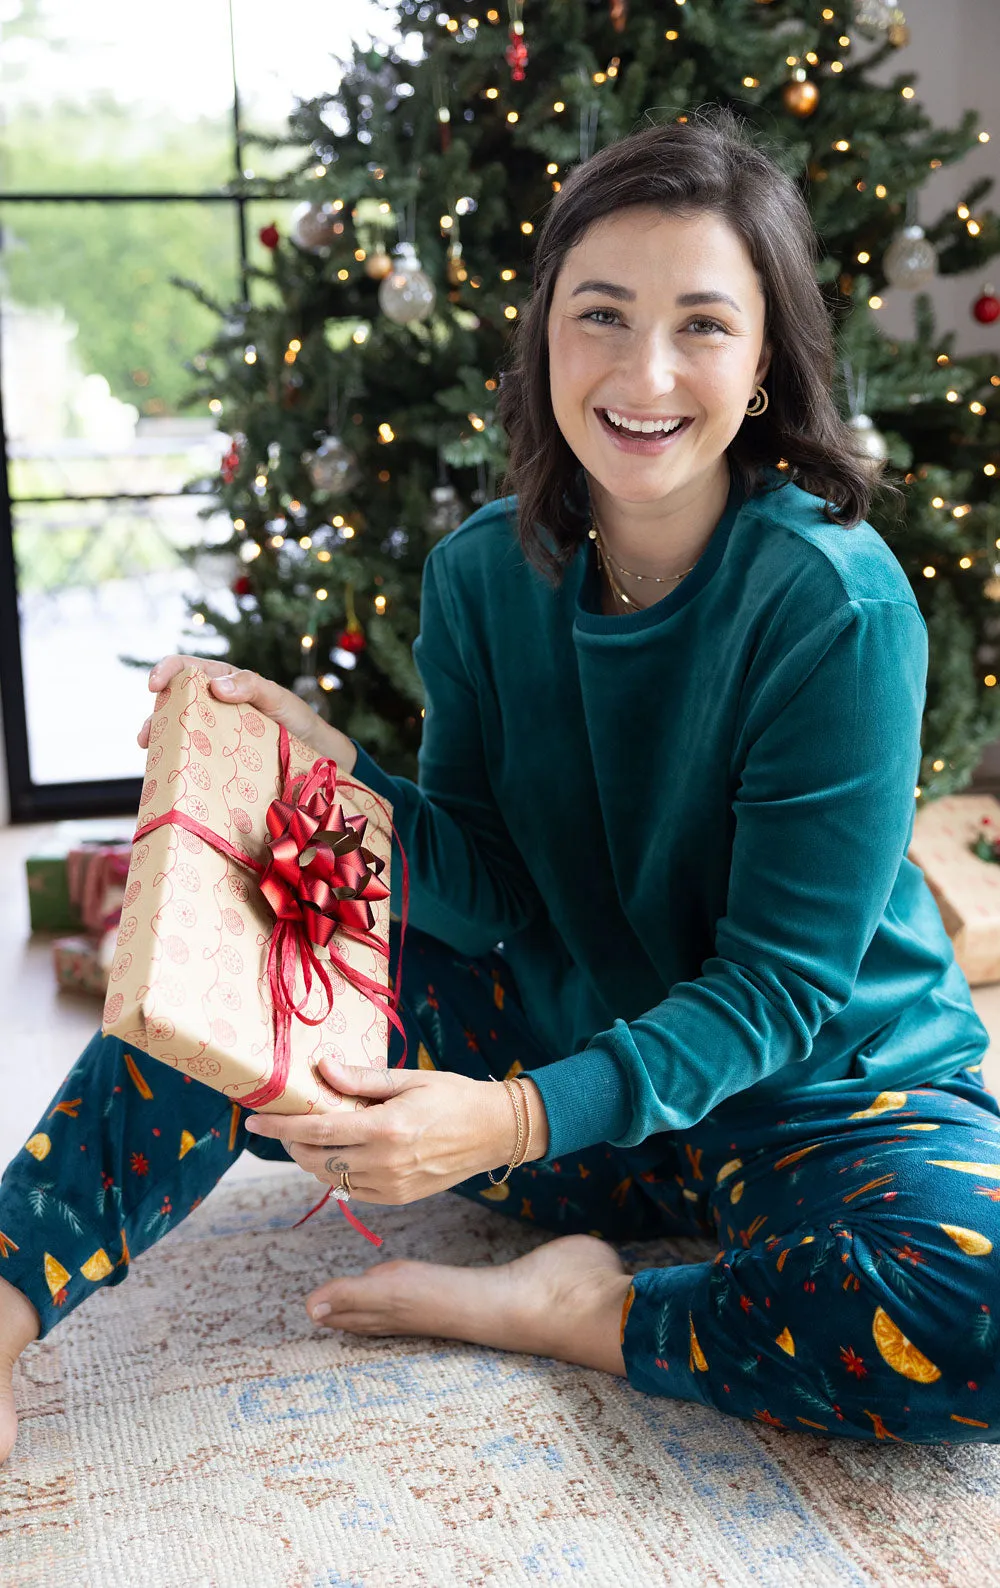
xmin=522 ymin=1046 xmax=633 ymax=1164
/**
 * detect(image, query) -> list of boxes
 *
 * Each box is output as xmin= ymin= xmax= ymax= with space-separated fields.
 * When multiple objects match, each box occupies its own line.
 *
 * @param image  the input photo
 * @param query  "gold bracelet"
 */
xmin=487 ymin=1075 xmax=525 ymax=1185
xmin=512 ymin=1075 xmax=533 ymax=1168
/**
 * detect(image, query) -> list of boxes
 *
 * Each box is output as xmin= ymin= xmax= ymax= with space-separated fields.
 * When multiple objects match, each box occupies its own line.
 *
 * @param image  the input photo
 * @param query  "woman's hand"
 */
xmin=138 ymin=655 xmax=357 ymax=773
xmin=244 ymin=1056 xmax=549 ymax=1203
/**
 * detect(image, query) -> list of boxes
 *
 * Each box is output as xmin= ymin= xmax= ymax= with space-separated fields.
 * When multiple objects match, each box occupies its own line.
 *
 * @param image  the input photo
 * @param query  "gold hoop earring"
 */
xmin=745 ymin=386 xmax=769 ymax=418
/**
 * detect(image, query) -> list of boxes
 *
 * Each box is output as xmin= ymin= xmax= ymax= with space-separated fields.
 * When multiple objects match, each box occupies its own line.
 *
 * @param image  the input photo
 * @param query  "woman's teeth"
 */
xmin=603 ymin=409 xmax=688 ymax=435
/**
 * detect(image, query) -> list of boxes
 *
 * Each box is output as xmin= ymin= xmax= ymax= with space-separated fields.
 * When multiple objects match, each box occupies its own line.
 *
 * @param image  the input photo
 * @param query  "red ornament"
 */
xmin=973 ymin=285 xmax=1000 ymax=325
xmin=335 ymin=626 xmax=367 ymax=654
xmin=232 ymin=575 xmax=252 ymax=597
xmin=220 ymin=446 xmax=240 ymax=484
xmin=259 ymin=222 xmax=280 ymax=250
xmin=506 ymin=29 xmax=528 ymax=81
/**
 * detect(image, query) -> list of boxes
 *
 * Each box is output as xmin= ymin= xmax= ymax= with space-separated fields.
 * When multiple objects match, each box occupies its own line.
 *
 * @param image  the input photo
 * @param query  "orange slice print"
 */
xmin=689 ymin=1314 xmax=708 ymax=1372
xmin=178 ymin=1130 xmax=197 ymax=1159
xmin=24 ymin=1133 xmax=51 ymax=1161
xmin=715 ymin=1157 xmax=742 ymax=1186
xmin=773 ymin=1144 xmax=822 ymax=1172
xmin=417 ymin=1043 xmax=437 ymax=1070
xmin=80 ymin=1249 xmax=113 ymax=1282
xmin=897 ymin=1123 xmax=939 ymax=1132
xmin=776 ymin=1327 xmax=795 ymax=1357
xmin=0 ymin=1231 xmax=19 ymax=1259
xmin=940 ymin=1224 xmax=993 ymax=1256
xmin=729 ymin=1180 xmax=745 ymax=1205
xmin=43 ymin=1252 xmax=71 ymax=1300
xmin=871 ymin=1306 xmax=941 ymax=1383
xmin=228 ymin=1104 xmax=240 ymax=1152
xmin=928 ymin=1160 xmax=1000 ymax=1179
xmin=849 ymin=1092 xmax=908 ymax=1121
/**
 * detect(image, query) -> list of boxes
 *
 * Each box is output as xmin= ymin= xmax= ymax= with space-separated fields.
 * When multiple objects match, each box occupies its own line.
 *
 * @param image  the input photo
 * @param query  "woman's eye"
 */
xmin=578 ymin=310 xmax=728 ymax=334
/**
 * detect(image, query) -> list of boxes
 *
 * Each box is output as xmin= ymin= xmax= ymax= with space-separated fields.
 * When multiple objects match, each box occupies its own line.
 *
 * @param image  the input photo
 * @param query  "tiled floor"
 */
xmin=5 ymin=820 xmax=1000 ymax=1174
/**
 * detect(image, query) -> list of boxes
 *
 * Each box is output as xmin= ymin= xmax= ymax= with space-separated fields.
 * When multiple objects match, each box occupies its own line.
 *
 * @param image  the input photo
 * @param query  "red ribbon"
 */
xmin=138 ymin=724 xmax=410 ymax=1248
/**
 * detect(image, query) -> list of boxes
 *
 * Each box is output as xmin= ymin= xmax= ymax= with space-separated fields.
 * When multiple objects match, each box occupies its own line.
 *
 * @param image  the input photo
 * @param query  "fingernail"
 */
xmin=243 ymin=1117 xmax=259 ymax=1132
xmin=312 ymin=1302 xmax=332 ymax=1321
xmin=215 ymin=677 xmax=235 ymax=692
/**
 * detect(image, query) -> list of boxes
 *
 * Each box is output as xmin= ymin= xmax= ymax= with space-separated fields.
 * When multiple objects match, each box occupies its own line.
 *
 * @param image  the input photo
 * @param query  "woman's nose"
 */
xmin=624 ymin=332 xmax=679 ymax=396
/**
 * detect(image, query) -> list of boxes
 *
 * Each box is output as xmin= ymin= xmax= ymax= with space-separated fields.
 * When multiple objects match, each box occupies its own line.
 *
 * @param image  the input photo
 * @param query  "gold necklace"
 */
xmin=588 ymin=519 xmax=697 ymax=611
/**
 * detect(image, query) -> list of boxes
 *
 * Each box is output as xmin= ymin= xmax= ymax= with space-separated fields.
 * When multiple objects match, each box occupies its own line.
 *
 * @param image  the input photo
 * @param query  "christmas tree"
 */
xmin=173 ymin=0 xmax=999 ymax=794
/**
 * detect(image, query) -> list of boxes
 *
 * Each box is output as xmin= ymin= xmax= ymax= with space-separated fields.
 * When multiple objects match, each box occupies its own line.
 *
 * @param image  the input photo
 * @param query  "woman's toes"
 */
xmin=306 ymin=1259 xmax=412 ymax=1328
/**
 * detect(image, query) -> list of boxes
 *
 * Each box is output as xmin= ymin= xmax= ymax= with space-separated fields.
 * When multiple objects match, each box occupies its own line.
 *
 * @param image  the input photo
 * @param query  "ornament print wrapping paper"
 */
xmin=101 ymin=667 xmax=400 ymax=1118
xmin=908 ymin=792 xmax=1000 ymax=986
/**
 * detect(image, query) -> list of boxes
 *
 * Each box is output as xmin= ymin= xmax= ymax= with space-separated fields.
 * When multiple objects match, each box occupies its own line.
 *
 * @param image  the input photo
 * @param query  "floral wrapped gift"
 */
xmin=101 ymin=666 xmax=408 ymax=1242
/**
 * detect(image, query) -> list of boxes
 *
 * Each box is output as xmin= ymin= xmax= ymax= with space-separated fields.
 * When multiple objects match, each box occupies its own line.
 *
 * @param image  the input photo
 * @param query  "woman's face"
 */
xmin=546 ymin=205 xmax=771 ymax=509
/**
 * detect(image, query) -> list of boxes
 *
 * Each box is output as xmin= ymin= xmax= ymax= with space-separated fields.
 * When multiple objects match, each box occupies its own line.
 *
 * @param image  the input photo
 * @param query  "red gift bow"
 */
xmin=138 ymin=722 xmax=410 ymax=1248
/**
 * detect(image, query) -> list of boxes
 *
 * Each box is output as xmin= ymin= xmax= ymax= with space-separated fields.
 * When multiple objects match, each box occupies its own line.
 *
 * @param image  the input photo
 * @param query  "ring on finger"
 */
xmin=325 ymin=1155 xmax=353 ymax=1200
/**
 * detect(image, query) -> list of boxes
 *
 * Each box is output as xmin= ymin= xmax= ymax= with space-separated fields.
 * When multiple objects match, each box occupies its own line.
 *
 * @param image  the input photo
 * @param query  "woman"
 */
xmin=2 ymin=111 xmax=999 ymax=1459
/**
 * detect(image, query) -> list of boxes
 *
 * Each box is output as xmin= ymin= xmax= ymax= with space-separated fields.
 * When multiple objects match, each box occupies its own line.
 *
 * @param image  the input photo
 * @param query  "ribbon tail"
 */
xmin=290 ymin=1184 xmax=384 ymax=1248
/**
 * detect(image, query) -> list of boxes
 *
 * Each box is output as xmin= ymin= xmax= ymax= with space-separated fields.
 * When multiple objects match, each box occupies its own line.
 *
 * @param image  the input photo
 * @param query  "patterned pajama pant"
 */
xmin=4 ymin=921 xmax=1000 ymax=1446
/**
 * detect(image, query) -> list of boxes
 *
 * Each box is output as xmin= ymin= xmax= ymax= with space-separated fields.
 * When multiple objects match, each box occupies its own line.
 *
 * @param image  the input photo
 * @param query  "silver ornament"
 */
xmin=883 ymin=224 xmax=937 ymax=290
xmin=852 ymin=0 xmax=895 ymax=38
xmin=848 ymin=413 xmax=889 ymax=466
xmin=290 ymin=201 xmax=338 ymax=253
xmin=292 ymin=674 xmax=326 ymax=710
xmin=303 ymin=434 xmax=361 ymax=496
xmin=428 ymin=483 xmax=464 ymax=537
xmin=378 ymin=241 xmax=437 ymax=325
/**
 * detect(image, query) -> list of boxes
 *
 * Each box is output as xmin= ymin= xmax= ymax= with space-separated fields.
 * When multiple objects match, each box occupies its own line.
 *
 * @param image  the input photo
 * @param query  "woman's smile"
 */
xmin=595 ymin=408 xmax=695 ymax=455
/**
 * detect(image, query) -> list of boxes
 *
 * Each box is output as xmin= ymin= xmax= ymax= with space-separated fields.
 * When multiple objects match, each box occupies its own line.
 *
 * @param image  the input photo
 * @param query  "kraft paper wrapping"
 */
xmin=101 ymin=667 xmax=394 ymax=1114
xmin=908 ymin=792 xmax=1000 ymax=987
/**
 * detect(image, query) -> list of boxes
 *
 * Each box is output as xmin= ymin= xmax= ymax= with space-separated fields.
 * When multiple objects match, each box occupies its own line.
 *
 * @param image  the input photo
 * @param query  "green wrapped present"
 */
xmin=25 ymin=821 xmax=134 ymax=934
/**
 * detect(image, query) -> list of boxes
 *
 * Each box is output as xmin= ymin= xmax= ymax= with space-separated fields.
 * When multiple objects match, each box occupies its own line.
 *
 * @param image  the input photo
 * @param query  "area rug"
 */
xmin=2 ymin=1166 xmax=999 ymax=1588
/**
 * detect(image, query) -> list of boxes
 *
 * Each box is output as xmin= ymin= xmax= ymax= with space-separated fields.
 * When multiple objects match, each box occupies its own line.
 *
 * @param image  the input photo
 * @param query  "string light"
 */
xmin=834 ymin=139 xmax=850 ymax=152
xmin=337 ymin=268 xmax=349 ymax=280
xmin=546 ymin=162 xmax=558 ymax=174
xmin=821 ymin=6 xmax=834 ymax=16
xmin=952 ymin=505 xmax=971 ymax=517
xmin=352 ymin=325 xmax=370 ymax=344
xmin=504 ymin=305 xmax=518 ymax=319
xmin=960 ymin=557 xmax=974 ymax=569
xmin=468 ymin=413 xmax=486 ymax=430
xmin=242 ymin=541 xmax=261 ymax=560
xmin=869 ymin=295 xmax=883 ymax=309
xmin=664 ymin=29 xmax=678 ymax=40
xmin=208 ymin=398 xmax=222 ymax=414
xmin=301 ymin=635 xmax=314 ymax=649
xmin=838 ymin=34 xmax=850 ymax=46
xmin=254 ymin=472 xmax=267 ymax=488
xmin=507 ymin=110 xmax=519 ymax=123
xmin=971 ymin=401 xmax=987 ymax=414
xmin=270 ymin=533 xmax=284 ymax=547
xmin=299 ymin=535 xmax=312 ymax=548
xmin=987 ymin=676 xmax=998 ymax=688
xmin=342 ymin=526 xmax=356 ymax=539
xmin=931 ymin=496 xmax=945 ymax=508
xmin=923 ymin=567 xmax=936 ymax=578
xmin=875 ymin=184 xmax=887 ymax=198
xmin=937 ymin=353 xmax=950 ymax=364
xmin=946 ymin=390 xmax=960 ymax=401
xmin=933 ymin=759 xmax=945 ymax=771
xmin=830 ymin=61 xmax=844 ymax=73
xmin=378 ymin=423 xmax=395 ymax=442
xmin=857 ymin=251 xmax=870 ymax=263
xmin=233 ymin=518 xmax=245 ymax=531
xmin=553 ymin=100 xmax=565 ymax=111
xmin=316 ymin=588 xmax=328 ymax=600
xmin=957 ymin=204 xmax=970 ymax=218
xmin=317 ymin=549 xmax=331 ymax=561
xmin=980 ymin=132 xmax=991 ymax=143
xmin=374 ymin=595 xmax=388 ymax=614
xmin=968 ymin=220 xmax=981 ymax=236
xmin=500 ymin=268 xmax=516 ymax=280
xmin=192 ymin=612 xmax=206 ymax=626
xmin=986 ymin=464 xmax=997 ymax=477
xmin=901 ymin=86 xmax=915 ymax=99
xmin=244 ymin=347 xmax=257 ymax=364
xmin=743 ymin=76 xmax=758 ymax=88
xmin=520 ymin=221 xmax=533 ymax=234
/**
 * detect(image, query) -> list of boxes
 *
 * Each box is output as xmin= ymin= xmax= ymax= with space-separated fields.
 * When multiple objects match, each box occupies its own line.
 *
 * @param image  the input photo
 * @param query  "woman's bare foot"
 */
xmin=305 ymin=1233 xmax=632 ymax=1377
xmin=0 ymin=1275 xmax=42 ymax=1466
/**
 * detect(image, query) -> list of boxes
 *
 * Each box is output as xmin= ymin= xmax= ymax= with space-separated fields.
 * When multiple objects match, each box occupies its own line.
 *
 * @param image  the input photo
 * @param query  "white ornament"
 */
xmin=428 ymin=483 xmax=463 ymax=537
xmin=290 ymin=201 xmax=338 ymax=253
xmin=848 ymin=413 xmax=889 ymax=464
xmin=883 ymin=224 xmax=937 ymax=290
xmin=303 ymin=434 xmax=361 ymax=496
xmin=378 ymin=241 xmax=437 ymax=325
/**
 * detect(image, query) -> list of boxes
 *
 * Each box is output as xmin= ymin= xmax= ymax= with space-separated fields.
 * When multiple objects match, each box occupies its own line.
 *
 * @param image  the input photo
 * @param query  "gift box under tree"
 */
xmin=908 ymin=793 xmax=1000 ymax=986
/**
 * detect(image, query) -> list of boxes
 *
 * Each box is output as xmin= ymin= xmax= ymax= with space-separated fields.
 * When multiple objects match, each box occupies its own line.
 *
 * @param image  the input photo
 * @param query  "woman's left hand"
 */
xmin=243 ymin=1056 xmax=514 ymax=1204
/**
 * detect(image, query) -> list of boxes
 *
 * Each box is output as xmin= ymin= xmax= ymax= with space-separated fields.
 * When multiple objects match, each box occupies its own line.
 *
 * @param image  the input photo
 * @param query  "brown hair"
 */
xmin=496 ymin=107 xmax=890 ymax=584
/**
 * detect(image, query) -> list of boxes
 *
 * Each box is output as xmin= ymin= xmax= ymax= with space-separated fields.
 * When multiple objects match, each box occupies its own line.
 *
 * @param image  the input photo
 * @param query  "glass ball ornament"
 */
xmin=292 ymin=674 xmax=326 ymax=711
xmin=428 ymin=483 xmax=464 ymax=537
xmin=378 ymin=242 xmax=437 ymax=325
xmin=973 ymin=285 xmax=1000 ymax=325
xmin=364 ymin=247 xmax=393 ymax=280
xmin=290 ymin=201 xmax=338 ymax=253
xmin=883 ymin=224 xmax=937 ymax=290
xmin=847 ymin=413 xmax=889 ymax=468
xmin=303 ymin=434 xmax=361 ymax=496
xmin=782 ymin=76 xmax=819 ymax=117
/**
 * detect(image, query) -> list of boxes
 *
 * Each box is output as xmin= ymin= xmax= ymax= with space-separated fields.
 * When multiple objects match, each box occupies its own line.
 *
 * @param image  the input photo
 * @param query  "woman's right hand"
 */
xmin=137 ymin=656 xmax=358 ymax=774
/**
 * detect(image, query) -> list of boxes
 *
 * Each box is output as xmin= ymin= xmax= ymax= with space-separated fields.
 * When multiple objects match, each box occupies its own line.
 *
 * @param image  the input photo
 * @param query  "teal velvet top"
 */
xmin=351 ymin=468 xmax=989 ymax=1164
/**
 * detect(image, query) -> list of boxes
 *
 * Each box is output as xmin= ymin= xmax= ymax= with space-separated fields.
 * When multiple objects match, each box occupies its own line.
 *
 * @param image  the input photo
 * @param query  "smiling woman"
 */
xmin=497 ymin=108 xmax=887 ymax=592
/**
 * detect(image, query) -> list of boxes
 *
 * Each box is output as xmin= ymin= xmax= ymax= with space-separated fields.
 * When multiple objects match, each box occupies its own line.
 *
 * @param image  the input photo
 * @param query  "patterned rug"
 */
xmin=2 ymin=1167 xmax=998 ymax=1588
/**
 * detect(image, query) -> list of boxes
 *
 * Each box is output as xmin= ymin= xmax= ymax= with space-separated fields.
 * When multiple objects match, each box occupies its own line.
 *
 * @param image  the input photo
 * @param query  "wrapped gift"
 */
xmin=101 ymin=666 xmax=408 ymax=1243
xmin=53 ymin=934 xmax=111 ymax=998
xmin=908 ymin=793 xmax=1000 ymax=985
xmin=66 ymin=844 xmax=131 ymax=938
xmin=26 ymin=820 xmax=133 ymax=933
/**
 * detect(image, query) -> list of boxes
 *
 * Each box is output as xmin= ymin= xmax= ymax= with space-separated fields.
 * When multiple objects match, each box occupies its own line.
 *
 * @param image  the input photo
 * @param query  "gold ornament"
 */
xmin=783 ymin=77 xmax=820 ymax=118
xmin=985 ymin=576 xmax=1000 ymax=602
xmin=363 ymin=248 xmax=393 ymax=281
xmin=888 ymin=20 xmax=910 ymax=45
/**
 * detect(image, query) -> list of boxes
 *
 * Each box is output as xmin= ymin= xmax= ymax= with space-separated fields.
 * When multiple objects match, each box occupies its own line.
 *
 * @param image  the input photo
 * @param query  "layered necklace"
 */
xmin=588 ymin=517 xmax=697 ymax=613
